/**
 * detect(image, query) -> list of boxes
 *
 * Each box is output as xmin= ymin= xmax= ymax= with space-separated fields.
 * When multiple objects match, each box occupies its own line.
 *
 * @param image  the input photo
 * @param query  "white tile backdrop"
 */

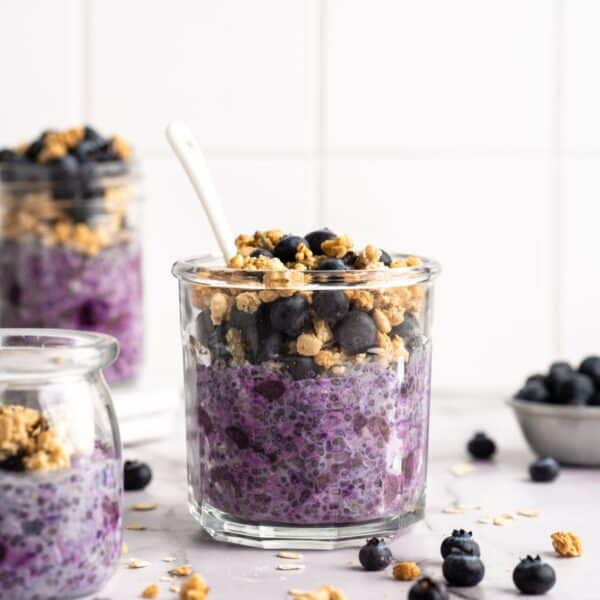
xmin=0 ymin=0 xmax=598 ymax=393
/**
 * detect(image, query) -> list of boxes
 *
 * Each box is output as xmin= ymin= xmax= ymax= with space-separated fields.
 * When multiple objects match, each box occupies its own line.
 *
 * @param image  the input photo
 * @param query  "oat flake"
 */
xmin=126 ymin=524 xmax=147 ymax=531
xmin=133 ymin=502 xmax=158 ymax=511
xmin=277 ymin=551 xmax=304 ymax=560
xmin=450 ymin=463 xmax=475 ymax=477
xmin=127 ymin=559 xmax=150 ymax=569
xmin=277 ymin=563 xmax=306 ymax=571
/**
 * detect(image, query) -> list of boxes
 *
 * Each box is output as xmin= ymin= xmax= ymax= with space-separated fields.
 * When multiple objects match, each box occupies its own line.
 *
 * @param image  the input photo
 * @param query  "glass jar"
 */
xmin=0 ymin=329 xmax=123 ymax=599
xmin=173 ymin=255 xmax=440 ymax=548
xmin=0 ymin=161 xmax=143 ymax=384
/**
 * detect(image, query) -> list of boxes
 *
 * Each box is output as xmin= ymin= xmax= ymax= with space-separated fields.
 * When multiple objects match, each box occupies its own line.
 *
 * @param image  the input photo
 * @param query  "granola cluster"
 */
xmin=551 ymin=531 xmax=582 ymax=557
xmin=0 ymin=405 xmax=71 ymax=472
xmin=289 ymin=585 xmax=347 ymax=600
xmin=179 ymin=574 xmax=209 ymax=600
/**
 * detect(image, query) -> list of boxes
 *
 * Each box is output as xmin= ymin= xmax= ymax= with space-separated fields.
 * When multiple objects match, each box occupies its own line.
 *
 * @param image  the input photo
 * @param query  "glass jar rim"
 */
xmin=0 ymin=329 xmax=119 ymax=380
xmin=172 ymin=253 xmax=440 ymax=290
xmin=0 ymin=159 xmax=140 ymax=182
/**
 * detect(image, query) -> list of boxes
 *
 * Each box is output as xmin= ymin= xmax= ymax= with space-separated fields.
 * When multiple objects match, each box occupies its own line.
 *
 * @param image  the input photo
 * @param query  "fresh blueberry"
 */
xmin=317 ymin=258 xmax=350 ymax=271
xmin=0 ymin=452 xmax=25 ymax=472
xmin=270 ymin=294 xmax=310 ymax=337
xmin=379 ymin=249 xmax=392 ymax=266
xmin=358 ymin=537 xmax=392 ymax=571
xmin=123 ymin=460 xmax=152 ymax=491
xmin=342 ymin=251 xmax=357 ymax=267
xmin=312 ymin=290 xmax=350 ymax=323
xmin=84 ymin=125 xmax=104 ymax=143
xmin=250 ymin=248 xmax=274 ymax=259
xmin=78 ymin=298 xmax=110 ymax=328
xmin=49 ymin=154 xmax=80 ymax=179
xmin=467 ymin=432 xmax=496 ymax=460
xmin=256 ymin=330 xmax=285 ymax=362
xmin=513 ymin=555 xmax=556 ymax=595
xmin=0 ymin=150 xmax=28 ymax=182
xmin=284 ymin=356 xmax=319 ymax=380
xmin=273 ymin=235 xmax=309 ymax=263
xmin=579 ymin=355 xmax=600 ymax=386
xmin=526 ymin=373 xmax=549 ymax=387
xmin=24 ymin=132 xmax=47 ymax=162
xmin=547 ymin=361 xmax=574 ymax=399
xmin=588 ymin=392 xmax=600 ymax=406
xmin=408 ymin=577 xmax=449 ymax=600
xmin=557 ymin=373 xmax=594 ymax=405
xmin=390 ymin=311 xmax=422 ymax=350
xmin=196 ymin=310 xmax=230 ymax=360
xmin=334 ymin=310 xmax=377 ymax=355
xmin=442 ymin=549 xmax=485 ymax=587
xmin=515 ymin=381 xmax=550 ymax=403
xmin=529 ymin=457 xmax=560 ymax=482
xmin=0 ymin=149 xmax=20 ymax=163
xmin=230 ymin=305 xmax=261 ymax=360
xmin=305 ymin=228 xmax=336 ymax=255
xmin=440 ymin=529 xmax=480 ymax=559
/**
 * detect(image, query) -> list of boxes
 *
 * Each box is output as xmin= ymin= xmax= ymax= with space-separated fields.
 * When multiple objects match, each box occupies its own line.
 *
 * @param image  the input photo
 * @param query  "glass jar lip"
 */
xmin=172 ymin=253 xmax=441 ymax=290
xmin=0 ymin=328 xmax=119 ymax=380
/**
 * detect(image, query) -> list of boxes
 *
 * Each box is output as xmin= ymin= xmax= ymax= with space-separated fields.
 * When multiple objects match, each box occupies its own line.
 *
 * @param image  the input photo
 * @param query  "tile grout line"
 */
xmin=314 ymin=0 xmax=327 ymax=226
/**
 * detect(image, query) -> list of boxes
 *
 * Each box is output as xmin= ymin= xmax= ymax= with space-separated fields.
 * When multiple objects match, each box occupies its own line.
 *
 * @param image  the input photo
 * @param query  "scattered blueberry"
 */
xmin=123 ymin=460 xmax=152 ymax=491
xmin=467 ymin=432 xmax=496 ymax=460
xmin=334 ymin=310 xmax=377 ymax=355
xmin=78 ymin=298 xmax=110 ymax=328
xmin=579 ymin=355 xmax=600 ymax=386
xmin=513 ymin=555 xmax=556 ymax=595
xmin=250 ymin=248 xmax=274 ymax=259
xmin=408 ymin=578 xmax=449 ymax=600
xmin=379 ymin=249 xmax=392 ymax=266
xmin=269 ymin=293 xmax=310 ymax=337
xmin=547 ymin=361 xmax=574 ymax=398
xmin=529 ymin=457 xmax=560 ymax=483
xmin=273 ymin=235 xmax=309 ymax=263
xmin=557 ymin=373 xmax=594 ymax=405
xmin=312 ymin=290 xmax=350 ymax=323
xmin=304 ymin=228 xmax=336 ymax=254
xmin=284 ymin=356 xmax=319 ymax=380
xmin=442 ymin=549 xmax=485 ymax=587
xmin=440 ymin=529 xmax=480 ymax=559
xmin=515 ymin=381 xmax=550 ymax=403
xmin=358 ymin=537 xmax=392 ymax=571
xmin=317 ymin=258 xmax=350 ymax=271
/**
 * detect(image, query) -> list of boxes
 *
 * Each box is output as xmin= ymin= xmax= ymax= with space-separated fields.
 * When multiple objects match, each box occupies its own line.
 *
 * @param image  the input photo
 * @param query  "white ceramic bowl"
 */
xmin=507 ymin=398 xmax=600 ymax=466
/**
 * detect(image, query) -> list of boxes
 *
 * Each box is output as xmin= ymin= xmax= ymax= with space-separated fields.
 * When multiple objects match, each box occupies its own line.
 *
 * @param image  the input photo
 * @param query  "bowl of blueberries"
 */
xmin=508 ymin=356 xmax=600 ymax=466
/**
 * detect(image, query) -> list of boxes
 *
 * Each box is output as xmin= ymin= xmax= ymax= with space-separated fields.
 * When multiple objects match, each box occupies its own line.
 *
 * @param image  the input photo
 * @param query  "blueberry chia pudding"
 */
xmin=0 ymin=405 xmax=122 ymax=600
xmin=175 ymin=229 xmax=439 ymax=544
xmin=0 ymin=127 xmax=143 ymax=384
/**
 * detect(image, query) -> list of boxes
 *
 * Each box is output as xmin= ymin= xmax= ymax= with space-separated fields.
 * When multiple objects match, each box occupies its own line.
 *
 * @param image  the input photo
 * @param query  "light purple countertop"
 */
xmin=92 ymin=394 xmax=598 ymax=599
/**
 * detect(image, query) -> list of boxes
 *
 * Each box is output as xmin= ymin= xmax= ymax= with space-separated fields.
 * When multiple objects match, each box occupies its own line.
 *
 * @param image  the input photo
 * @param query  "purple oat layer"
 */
xmin=187 ymin=346 xmax=431 ymax=525
xmin=0 ymin=458 xmax=122 ymax=600
xmin=0 ymin=240 xmax=143 ymax=383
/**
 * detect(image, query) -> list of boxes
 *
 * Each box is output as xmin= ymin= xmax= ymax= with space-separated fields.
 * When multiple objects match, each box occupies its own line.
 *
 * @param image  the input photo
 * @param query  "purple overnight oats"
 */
xmin=175 ymin=228 xmax=439 ymax=546
xmin=0 ymin=126 xmax=143 ymax=384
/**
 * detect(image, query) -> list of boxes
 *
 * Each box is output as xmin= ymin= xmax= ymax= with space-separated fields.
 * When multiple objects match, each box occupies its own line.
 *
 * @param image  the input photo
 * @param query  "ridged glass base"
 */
xmin=190 ymin=500 xmax=425 ymax=549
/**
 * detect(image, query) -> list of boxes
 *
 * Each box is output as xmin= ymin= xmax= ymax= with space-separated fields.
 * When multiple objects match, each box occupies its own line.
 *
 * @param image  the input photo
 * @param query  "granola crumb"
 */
xmin=354 ymin=245 xmax=383 ymax=269
xmin=133 ymin=502 xmax=158 ymax=511
xmin=141 ymin=583 xmax=160 ymax=599
xmin=225 ymin=328 xmax=245 ymax=364
xmin=277 ymin=563 xmax=305 ymax=571
xmin=314 ymin=319 xmax=333 ymax=344
xmin=314 ymin=350 xmax=344 ymax=369
xmin=289 ymin=585 xmax=348 ymax=600
xmin=517 ymin=509 xmax=541 ymax=518
xmin=209 ymin=292 xmax=231 ymax=325
xmin=235 ymin=292 xmax=261 ymax=314
xmin=179 ymin=574 xmax=209 ymax=600
xmin=276 ymin=551 xmax=304 ymax=560
xmin=162 ymin=557 xmax=177 ymax=563
xmin=321 ymin=235 xmax=353 ymax=258
xmin=126 ymin=524 xmax=147 ymax=531
xmin=348 ymin=290 xmax=374 ymax=312
xmin=450 ymin=463 xmax=476 ymax=477
xmin=392 ymin=562 xmax=421 ymax=581
xmin=169 ymin=564 xmax=193 ymax=577
xmin=160 ymin=576 xmax=174 ymax=582
xmin=551 ymin=531 xmax=582 ymax=557
xmin=372 ymin=308 xmax=392 ymax=333
xmin=127 ymin=559 xmax=150 ymax=569
xmin=121 ymin=543 xmax=129 ymax=555
xmin=296 ymin=333 xmax=323 ymax=357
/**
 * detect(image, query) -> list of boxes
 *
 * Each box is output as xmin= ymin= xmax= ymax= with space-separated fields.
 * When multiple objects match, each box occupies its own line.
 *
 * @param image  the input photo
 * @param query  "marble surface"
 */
xmin=91 ymin=395 xmax=598 ymax=599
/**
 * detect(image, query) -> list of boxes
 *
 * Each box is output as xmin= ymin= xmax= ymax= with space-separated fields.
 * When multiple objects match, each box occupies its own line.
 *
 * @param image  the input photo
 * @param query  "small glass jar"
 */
xmin=0 ymin=329 xmax=123 ymax=599
xmin=0 ymin=160 xmax=143 ymax=384
xmin=173 ymin=255 xmax=440 ymax=548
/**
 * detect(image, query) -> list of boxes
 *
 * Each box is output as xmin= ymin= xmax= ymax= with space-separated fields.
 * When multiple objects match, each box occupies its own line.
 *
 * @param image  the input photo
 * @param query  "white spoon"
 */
xmin=165 ymin=121 xmax=236 ymax=261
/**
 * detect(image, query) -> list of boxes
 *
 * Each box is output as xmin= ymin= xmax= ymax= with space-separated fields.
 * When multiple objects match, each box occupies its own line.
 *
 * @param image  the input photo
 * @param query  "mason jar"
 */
xmin=173 ymin=254 xmax=439 ymax=548
xmin=0 ymin=329 xmax=122 ymax=600
xmin=0 ymin=155 xmax=143 ymax=384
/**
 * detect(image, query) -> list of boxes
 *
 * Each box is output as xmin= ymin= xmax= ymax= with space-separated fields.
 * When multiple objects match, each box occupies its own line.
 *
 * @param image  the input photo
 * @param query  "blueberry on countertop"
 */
xmin=358 ymin=537 xmax=392 ymax=571
xmin=250 ymin=248 xmax=274 ymax=259
xmin=284 ymin=355 xmax=319 ymax=380
xmin=515 ymin=380 xmax=550 ymax=403
xmin=557 ymin=373 xmax=594 ymax=405
xmin=334 ymin=310 xmax=377 ymax=355
xmin=513 ymin=555 xmax=556 ymax=595
xmin=467 ymin=432 xmax=496 ymax=460
xmin=440 ymin=529 xmax=480 ymax=559
xmin=379 ymin=249 xmax=392 ymax=266
xmin=273 ymin=235 xmax=309 ymax=263
xmin=408 ymin=578 xmax=449 ymax=600
xmin=529 ymin=457 xmax=560 ymax=483
xmin=305 ymin=228 xmax=336 ymax=255
xmin=124 ymin=460 xmax=152 ymax=491
xmin=579 ymin=355 xmax=600 ymax=386
xmin=312 ymin=290 xmax=349 ymax=324
xmin=442 ymin=549 xmax=485 ymax=587
xmin=317 ymin=258 xmax=350 ymax=271
xmin=269 ymin=293 xmax=310 ymax=337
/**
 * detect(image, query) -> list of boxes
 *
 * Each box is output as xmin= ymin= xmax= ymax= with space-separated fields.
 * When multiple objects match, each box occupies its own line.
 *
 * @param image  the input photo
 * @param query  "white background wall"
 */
xmin=1 ymin=0 xmax=598 ymax=394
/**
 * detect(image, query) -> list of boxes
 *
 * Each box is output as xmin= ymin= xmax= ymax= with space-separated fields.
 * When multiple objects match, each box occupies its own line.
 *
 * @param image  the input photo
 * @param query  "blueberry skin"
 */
xmin=467 ymin=432 xmax=496 ymax=460
xmin=284 ymin=356 xmax=319 ymax=380
xmin=379 ymin=249 xmax=392 ymax=266
xmin=312 ymin=290 xmax=349 ymax=323
xmin=305 ymin=228 xmax=336 ymax=254
xmin=390 ymin=311 xmax=422 ymax=351
xmin=273 ymin=235 xmax=308 ymax=263
xmin=408 ymin=578 xmax=449 ymax=600
xmin=526 ymin=373 xmax=549 ymax=387
xmin=270 ymin=293 xmax=310 ymax=337
xmin=358 ymin=538 xmax=392 ymax=571
xmin=124 ymin=460 xmax=152 ymax=491
xmin=0 ymin=451 xmax=26 ymax=472
xmin=196 ymin=310 xmax=230 ymax=360
xmin=515 ymin=381 xmax=550 ymax=403
xmin=440 ymin=530 xmax=480 ymax=559
xmin=588 ymin=392 xmax=600 ymax=406
xmin=547 ymin=361 xmax=574 ymax=400
xmin=557 ymin=373 xmax=594 ymax=405
xmin=250 ymin=248 xmax=274 ymax=259
xmin=256 ymin=330 xmax=285 ymax=362
xmin=24 ymin=132 xmax=47 ymax=162
xmin=529 ymin=457 xmax=560 ymax=482
xmin=442 ymin=551 xmax=485 ymax=587
xmin=317 ymin=258 xmax=350 ymax=271
xmin=334 ymin=310 xmax=377 ymax=355
xmin=513 ymin=556 xmax=556 ymax=595
xmin=579 ymin=355 xmax=600 ymax=386
xmin=0 ymin=149 xmax=20 ymax=163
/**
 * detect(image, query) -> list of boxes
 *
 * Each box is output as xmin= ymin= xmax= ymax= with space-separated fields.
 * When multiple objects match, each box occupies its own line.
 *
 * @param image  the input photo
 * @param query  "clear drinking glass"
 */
xmin=0 ymin=329 xmax=123 ymax=599
xmin=0 ymin=161 xmax=144 ymax=384
xmin=173 ymin=254 xmax=440 ymax=548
